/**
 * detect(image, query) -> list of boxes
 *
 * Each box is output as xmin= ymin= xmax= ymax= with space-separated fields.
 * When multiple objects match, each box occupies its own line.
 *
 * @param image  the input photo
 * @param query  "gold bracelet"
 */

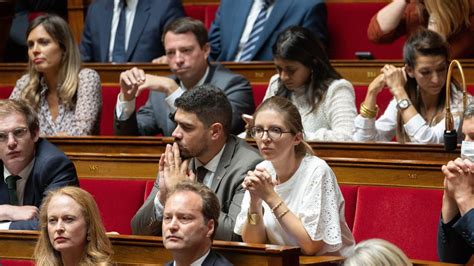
xmin=360 ymin=103 xmax=379 ymax=119
xmin=277 ymin=209 xmax=290 ymax=219
xmin=271 ymin=200 xmax=283 ymax=213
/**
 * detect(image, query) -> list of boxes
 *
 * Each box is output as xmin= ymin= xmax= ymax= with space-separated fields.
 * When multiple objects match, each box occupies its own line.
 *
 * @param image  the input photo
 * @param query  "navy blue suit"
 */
xmin=164 ymin=250 xmax=232 ymax=266
xmin=0 ymin=138 xmax=79 ymax=230
xmin=208 ymin=0 xmax=328 ymax=61
xmin=80 ymin=0 xmax=184 ymax=62
xmin=438 ymin=210 xmax=474 ymax=264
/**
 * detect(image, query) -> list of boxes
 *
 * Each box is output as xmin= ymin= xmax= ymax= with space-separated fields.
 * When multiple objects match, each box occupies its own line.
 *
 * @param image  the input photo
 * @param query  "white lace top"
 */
xmin=264 ymin=74 xmax=357 ymax=141
xmin=234 ymin=155 xmax=355 ymax=256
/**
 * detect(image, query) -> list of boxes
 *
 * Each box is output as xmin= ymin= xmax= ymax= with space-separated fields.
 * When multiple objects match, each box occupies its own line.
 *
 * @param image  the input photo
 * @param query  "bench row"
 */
xmin=76 ymin=178 xmax=443 ymax=261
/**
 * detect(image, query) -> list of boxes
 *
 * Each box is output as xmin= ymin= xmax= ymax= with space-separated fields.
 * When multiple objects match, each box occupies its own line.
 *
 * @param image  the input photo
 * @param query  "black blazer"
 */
xmin=437 ymin=210 xmax=474 ymax=264
xmin=0 ymin=138 xmax=79 ymax=230
xmin=165 ymin=250 xmax=233 ymax=266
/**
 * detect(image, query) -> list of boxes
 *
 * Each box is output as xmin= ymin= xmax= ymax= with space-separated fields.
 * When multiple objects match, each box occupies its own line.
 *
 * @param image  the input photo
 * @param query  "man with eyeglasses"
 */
xmin=131 ymin=84 xmax=261 ymax=241
xmin=0 ymin=99 xmax=78 ymax=230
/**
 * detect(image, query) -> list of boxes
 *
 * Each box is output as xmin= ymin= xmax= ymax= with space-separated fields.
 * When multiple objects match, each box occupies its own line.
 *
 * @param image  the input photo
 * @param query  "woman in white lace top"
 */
xmin=234 ymin=96 xmax=354 ymax=256
xmin=354 ymin=29 xmax=470 ymax=143
xmin=256 ymin=26 xmax=356 ymax=141
xmin=10 ymin=15 xmax=101 ymax=136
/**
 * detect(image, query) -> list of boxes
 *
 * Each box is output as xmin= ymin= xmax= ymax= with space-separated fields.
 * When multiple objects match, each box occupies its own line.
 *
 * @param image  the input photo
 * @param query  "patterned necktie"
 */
xmin=239 ymin=0 xmax=273 ymax=61
xmin=6 ymin=175 xmax=20 ymax=206
xmin=112 ymin=0 xmax=127 ymax=62
xmin=196 ymin=166 xmax=208 ymax=184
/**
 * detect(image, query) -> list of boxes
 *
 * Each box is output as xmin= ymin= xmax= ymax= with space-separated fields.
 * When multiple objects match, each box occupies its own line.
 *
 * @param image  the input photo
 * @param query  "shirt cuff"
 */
xmin=403 ymin=114 xmax=426 ymax=136
xmin=354 ymin=114 xmax=376 ymax=128
xmin=153 ymin=192 xmax=164 ymax=221
xmin=115 ymin=93 xmax=136 ymax=120
xmin=165 ymin=87 xmax=185 ymax=113
xmin=0 ymin=222 xmax=11 ymax=230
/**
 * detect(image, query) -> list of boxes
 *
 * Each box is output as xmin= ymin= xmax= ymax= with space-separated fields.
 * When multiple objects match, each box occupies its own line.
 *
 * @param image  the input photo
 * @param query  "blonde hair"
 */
xmin=23 ymin=14 xmax=81 ymax=110
xmin=344 ymin=239 xmax=412 ymax=266
xmin=34 ymin=186 xmax=113 ymax=266
xmin=253 ymin=96 xmax=314 ymax=157
xmin=424 ymin=0 xmax=471 ymax=38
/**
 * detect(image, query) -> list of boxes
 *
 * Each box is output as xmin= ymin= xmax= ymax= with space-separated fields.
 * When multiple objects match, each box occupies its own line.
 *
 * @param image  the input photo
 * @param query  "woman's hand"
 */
xmin=243 ymin=166 xmax=278 ymax=204
xmin=367 ymin=73 xmax=386 ymax=96
xmin=382 ymin=65 xmax=408 ymax=99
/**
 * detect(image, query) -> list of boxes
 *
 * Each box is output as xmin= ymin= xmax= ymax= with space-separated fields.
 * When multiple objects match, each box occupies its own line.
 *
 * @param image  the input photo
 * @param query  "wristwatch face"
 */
xmin=397 ymin=99 xmax=411 ymax=110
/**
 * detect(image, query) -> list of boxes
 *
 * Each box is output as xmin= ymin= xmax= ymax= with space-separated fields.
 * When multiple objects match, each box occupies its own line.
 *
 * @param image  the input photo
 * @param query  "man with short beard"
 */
xmin=131 ymin=85 xmax=262 ymax=241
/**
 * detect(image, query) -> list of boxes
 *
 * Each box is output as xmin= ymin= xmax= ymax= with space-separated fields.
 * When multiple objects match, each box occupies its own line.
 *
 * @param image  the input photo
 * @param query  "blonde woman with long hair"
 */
xmin=10 ymin=14 xmax=101 ymax=136
xmin=368 ymin=0 xmax=474 ymax=59
xmin=35 ymin=186 xmax=113 ymax=266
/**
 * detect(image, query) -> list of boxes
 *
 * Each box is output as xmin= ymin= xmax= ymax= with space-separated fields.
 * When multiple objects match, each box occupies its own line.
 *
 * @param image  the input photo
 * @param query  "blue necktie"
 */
xmin=239 ymin=0 xmax=272 ymax=61
xmin=112 ymin=0 xmax=127 ymax=62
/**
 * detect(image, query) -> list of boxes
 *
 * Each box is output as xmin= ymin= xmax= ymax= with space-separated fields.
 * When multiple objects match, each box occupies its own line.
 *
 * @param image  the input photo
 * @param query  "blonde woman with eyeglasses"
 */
xmin=234 ymin=96 xmax=354 ymax=256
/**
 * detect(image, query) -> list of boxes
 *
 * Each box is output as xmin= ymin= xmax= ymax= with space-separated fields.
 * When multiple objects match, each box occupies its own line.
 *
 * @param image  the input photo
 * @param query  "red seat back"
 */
xmin=100 ymin=86 xmax=149 ymax=135
xmin=80 ymin=178 xmax=148 ymax=234
xmin=339 ymin=185 xmax=358 ymax=231
xmin=352 ymin=186 xmax=443 ymax=261
xmin=327 ymin=3 xmax=406 ymax=59
xmin=252 ymin=83 xmax=267 ymax=108
xmin=354 ymin=85 xmax=393 ymax=118
xmin=0 ymin=86 xmax=13 ymax=99
xmin=184 ymin=4 xmax=219 ymax=30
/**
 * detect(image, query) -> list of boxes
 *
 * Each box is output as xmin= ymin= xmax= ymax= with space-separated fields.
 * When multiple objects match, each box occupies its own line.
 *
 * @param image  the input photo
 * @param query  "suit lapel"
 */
xmin=210 ymin=137 xmax=236 ymax=191
xmin=100 ymin=2 xmax=114 ymax=62
xmin=0 ymin=165 xmax=9 ymax=204
xmin=252 ymin=0 xmax=292 ymax=57
xmin=127 ymin=0 xmax=151 ymax=61
xmin=228 ymin=0 xmax=253 ymax=59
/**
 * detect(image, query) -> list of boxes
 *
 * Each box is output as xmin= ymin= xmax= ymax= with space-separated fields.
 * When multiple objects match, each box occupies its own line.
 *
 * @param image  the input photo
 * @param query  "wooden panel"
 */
xmin=46 ymin=137 xmax=458 ymax=188
xmin=0 ymin=230 xmax=306 ymax=266
xmin=1 ymin=61 xmax=473 ymax=87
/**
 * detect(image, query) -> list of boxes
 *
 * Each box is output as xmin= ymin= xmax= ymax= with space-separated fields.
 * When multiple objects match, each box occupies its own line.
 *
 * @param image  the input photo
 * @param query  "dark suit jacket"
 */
xmin=130 ymin=135 xmax=262 ymax=241
xmin=437 ymin=209 xmax=474 ymax=264
xmin=208 ymin=0 xmax=328 ymax=61
xmin=165 ymin=250 xmax=233 ymax=266
xmin=114 ymin=63 xmax=254 ymax=136
xmin=0 ymin=138 xmax=79 ymax=230
xmin=80 ymin=0 xmax=184 ymax=62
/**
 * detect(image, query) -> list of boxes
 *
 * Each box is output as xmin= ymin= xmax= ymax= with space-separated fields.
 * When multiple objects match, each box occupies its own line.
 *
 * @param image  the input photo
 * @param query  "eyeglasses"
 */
xmin=0 ymin=127 xmax=29 ymax=142
xmin=250 ymin=126 xmax=292 ymax=140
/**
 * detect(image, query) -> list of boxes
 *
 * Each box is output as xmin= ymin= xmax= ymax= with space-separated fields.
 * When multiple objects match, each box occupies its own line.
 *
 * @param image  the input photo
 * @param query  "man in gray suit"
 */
xmin=114 ymin=17 xmax=254 ymax=136
xmin=131 ymin=85 xmax=262 ymax=241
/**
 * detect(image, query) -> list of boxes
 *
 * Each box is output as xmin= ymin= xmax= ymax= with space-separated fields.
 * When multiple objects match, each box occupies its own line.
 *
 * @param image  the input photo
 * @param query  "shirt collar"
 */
xmin=193 ymin=144 xmax=226 ymax=173
xmin=179 ymin=66 xmax=210 ymax=91
xmin=173 ymin=249 xmax=211 ymax=266
xmin=3 ymin=158 xmax=35 ymax=184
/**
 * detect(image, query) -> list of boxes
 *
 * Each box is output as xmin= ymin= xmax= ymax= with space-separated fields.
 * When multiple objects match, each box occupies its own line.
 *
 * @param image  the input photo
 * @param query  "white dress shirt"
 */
xmin=108 ymin=0 xmax=139 ymax=62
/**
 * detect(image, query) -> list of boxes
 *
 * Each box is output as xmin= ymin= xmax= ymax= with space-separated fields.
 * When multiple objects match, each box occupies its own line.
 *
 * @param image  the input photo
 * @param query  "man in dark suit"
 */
xmin=163 ymin=181 xmax=232 ymax=266
xmin=80 ymin=0 xmax=184 ymax=62
xmin=208 ymin=0 xmax=328 ymax=61
xmin=114 ymin=17 xmax=254 ymax=135
xmin=131 ymin=85 xmax=262 ymax=241
xmin=438 ymin=104 xmax=474 ymax=264
xmin=0 ymin=99 xmax=78 ymax=230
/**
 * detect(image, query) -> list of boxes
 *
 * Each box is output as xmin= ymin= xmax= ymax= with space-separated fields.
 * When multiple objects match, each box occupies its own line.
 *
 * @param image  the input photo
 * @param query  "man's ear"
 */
xmin=206 ymin=219 xmax=215 ymax=238
xmin=405 ymin=65 xmax=415 ymax=78
xmin=203 ymin=43 xmax=211 ymax=59
xmin=209 ymin=123 xmax=223 ymax=140
xmin=32 ymin=128 xmax=40 ymax=143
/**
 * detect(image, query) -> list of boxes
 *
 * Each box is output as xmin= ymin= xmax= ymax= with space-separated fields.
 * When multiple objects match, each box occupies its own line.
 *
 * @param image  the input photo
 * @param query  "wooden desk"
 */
xmin=0 ymin=230 xmax=307 ymax=266
xmin=46 ymin=136 xmax=458 ymax=188
xmin=1 ymin=61 xmax=472 ymax=87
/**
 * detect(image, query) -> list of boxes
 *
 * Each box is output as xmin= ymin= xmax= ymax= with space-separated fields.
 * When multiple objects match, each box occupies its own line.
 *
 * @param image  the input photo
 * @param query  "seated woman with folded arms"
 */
xmin=354 ymin=29 xmax=471 ymax=143
xmin=234 ymin=96 xmax=355 ymax=256
xmin=34 ymin=186 xmax=113 ymax=266
xmin=10 ymin=14 xmax=101 ymax=136
xmin=245 ymin=26 xmax=356 ymax=141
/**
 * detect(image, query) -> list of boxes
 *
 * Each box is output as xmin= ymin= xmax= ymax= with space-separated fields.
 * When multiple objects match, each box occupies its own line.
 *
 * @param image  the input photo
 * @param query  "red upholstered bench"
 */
xmin=184 ymin=4 xmax=219 ymax=30
xmin=100 ymin=86 xmax=149 ymax=136
xmin=252 ymin=83 xmax=267 ymax=108
xmin=0 ymin=86 xmax=13 ymax=99
xmin=80 ymin=178 xmax=149 ymax=234
xmin=326 ymin=2 xmax=405 ymax=59
xmin=339 ymin=185 xmax=359 ymax=231
xmin=351 ymin=186 xmax=443 ymax=261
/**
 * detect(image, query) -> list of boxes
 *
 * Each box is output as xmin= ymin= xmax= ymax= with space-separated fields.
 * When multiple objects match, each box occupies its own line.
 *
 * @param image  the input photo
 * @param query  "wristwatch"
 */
xmin=397 ymin=99 xmax=411 ymax=110
xmin=247 ymin=208 xmax=259 ymax=225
